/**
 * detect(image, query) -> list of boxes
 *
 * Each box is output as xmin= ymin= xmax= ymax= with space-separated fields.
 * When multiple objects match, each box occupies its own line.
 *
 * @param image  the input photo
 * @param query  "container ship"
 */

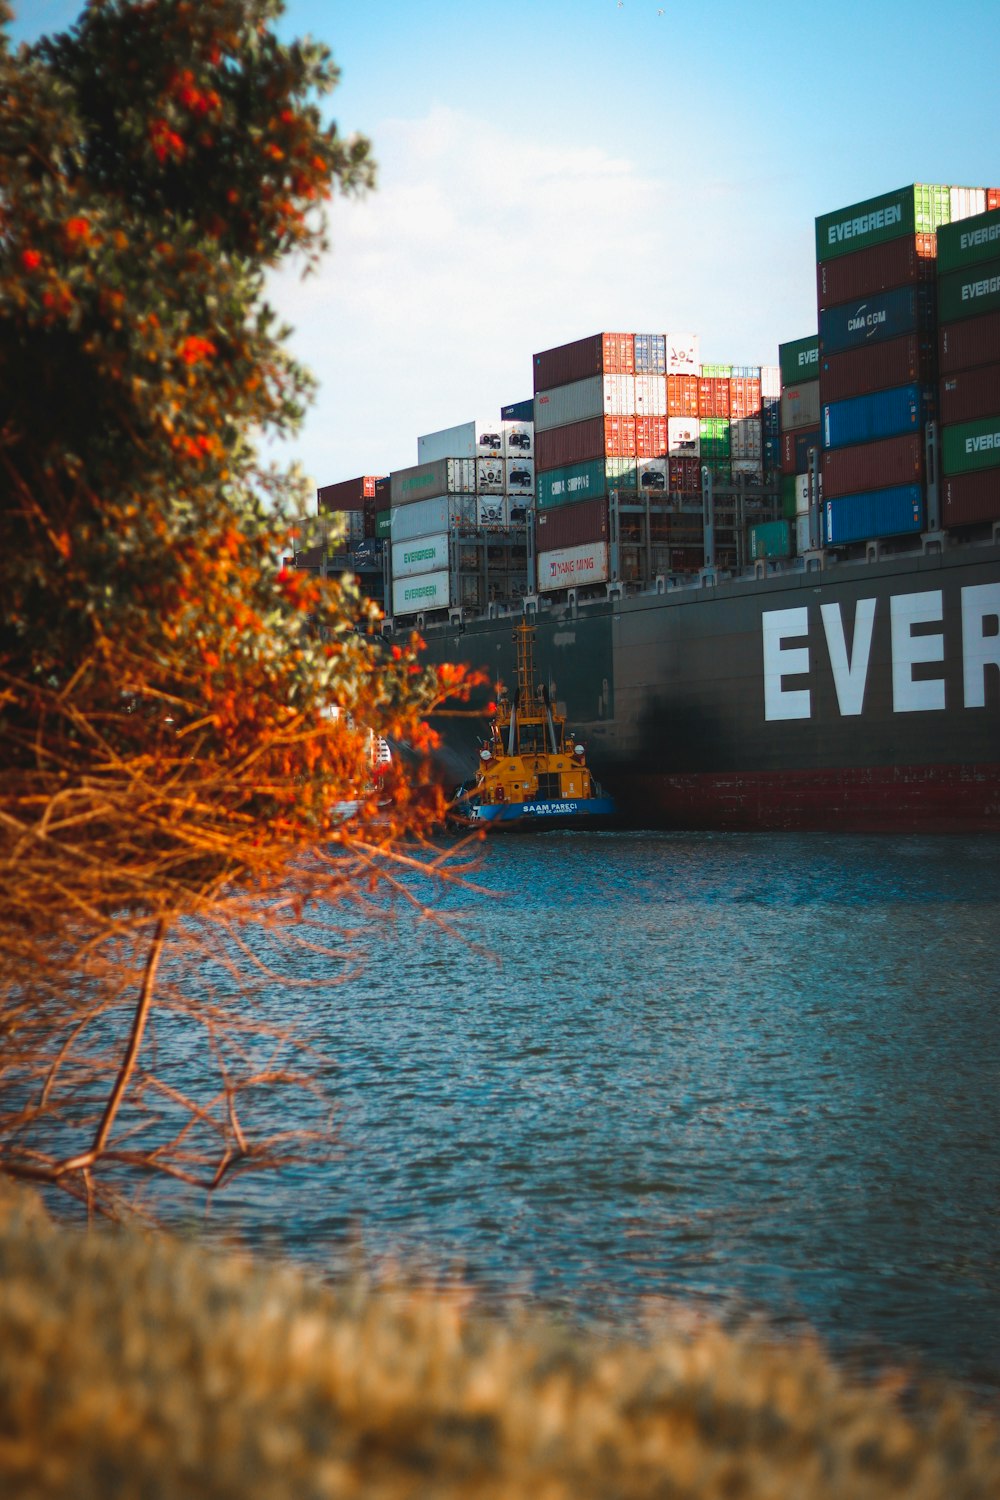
xmin=305 ymin=184 xmax=1000 ymax=832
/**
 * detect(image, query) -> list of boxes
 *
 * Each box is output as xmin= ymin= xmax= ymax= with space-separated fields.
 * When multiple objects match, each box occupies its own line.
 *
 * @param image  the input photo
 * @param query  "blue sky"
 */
xmin=9 ymin=1 xmax=1000 ymax=491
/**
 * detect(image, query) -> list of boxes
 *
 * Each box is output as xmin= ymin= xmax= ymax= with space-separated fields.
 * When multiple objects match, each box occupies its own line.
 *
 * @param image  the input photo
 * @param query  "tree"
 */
xmin=0 ymin=0 xmax=477 ymax=1219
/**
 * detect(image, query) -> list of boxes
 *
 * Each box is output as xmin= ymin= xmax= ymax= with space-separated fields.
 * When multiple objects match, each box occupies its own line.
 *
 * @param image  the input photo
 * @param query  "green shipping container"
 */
xmin=749 ymin=520 xmax=793 ymax=560
xmin=375 ymin=510 xmax=391 ymax=539
xmin=815 ymin=183 xmax=950 ymax=264
xmin=938 ymin=256 xmax=1000 ymax=324
xmin=781 ymin=475 xmax=798 ymax=520
xmin=937 ymin=207 xmax=1000 ymax=275
xmin=779 ymin=335 xmax=820 ymax=388
xmin=701 ymin=363 xmax=732 ymax=379
xmin=536 ymin=457 xmax=617 ymax=510
xmin=941 ymin=413 xmax=1000 ymax=476
xmin=700 ymin=417 xmax=730 ymax=460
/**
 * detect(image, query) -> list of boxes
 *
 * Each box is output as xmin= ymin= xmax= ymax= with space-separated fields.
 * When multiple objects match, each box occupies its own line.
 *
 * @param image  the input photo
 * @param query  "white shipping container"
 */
xmin=537 ymin=540 xmax=610 ymax=593
xmin=731 ymin=459 xmax=763 ymax=477
xmin=637 ymin=457 xmax=668 ymax=491
xmin=505 ymin=457 xmax=534 ymax=496
xmin=392 ymin=569 xmax=450 ymax=617
xmin=634 ymin=372 xmax=667 ymax=415
xmin=730 ymin=417 xmax=762 ymax=460
xmin=665 ymin=332 xmax=700 ymax=375
xmin=390 ymin=494 xmax=477 ymax=541
xmin=949 ymin=186 xmax=986 ymax=223
xmin=477 ymin=457 xmax=505 ymax=495
xmin=503 ymin=420 xmax=534 ymax=458
xmin=760 ymin=365 xmax=781 ymax=399
xmin=391 ymin=457 xmax=477 ymax=506
xmin=795 ymin=514 xmax=815 ymax=553
xmin=668 ymin=417 xmax=701 ymax=457
xmin=533 ymin=374 xmax=635 ymax=432
xmin=417 ymin=420 xmax=504 ymax=465
xmin=477 ymin=495 xmax=509 ymax=528
xmin=391 ymin=532 xmax=450 ymax=580
xmin=794 ymin=472 xmax=822 ymax=515
xmin=780 ymin=382 xmax=821 ymax=432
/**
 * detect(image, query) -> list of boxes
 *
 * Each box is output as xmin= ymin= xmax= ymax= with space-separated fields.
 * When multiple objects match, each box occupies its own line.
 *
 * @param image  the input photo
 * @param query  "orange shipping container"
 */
xmin=667 ymin=374 xmax=699 ymax=417
xmin=729 ymin=376 xmax=761 ymax=420
xmin=635 ymin=415 xmax=668 ymax=458
xmin=698 ymin=377 xmax=730 ymax=418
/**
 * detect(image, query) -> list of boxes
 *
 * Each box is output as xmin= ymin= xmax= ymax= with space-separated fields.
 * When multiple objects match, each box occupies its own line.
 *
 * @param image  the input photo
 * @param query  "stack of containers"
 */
xmin=729 ymin=365 xmax=764 ymax=478
xmin=387 ymin=456 xmax=477 ymax=617
xmin=532 ymin=332 xmax=637 ymax=592
xmin=698 ymin=362 xmax=730 ymax=484
xmin=815 ymin=184 xmax=989 ymax=547
xmin=778 ymin=336 xmax=821 ymax=552
xmin=761 ymin=365 xmax=781 ymax=477
xmin=316 ymin=475 xmax=381 ymax=546
xmin=936 ymin=204 xmax=1000 ymax=528
xmin=417 ymin=418 xmax=535 ymax=528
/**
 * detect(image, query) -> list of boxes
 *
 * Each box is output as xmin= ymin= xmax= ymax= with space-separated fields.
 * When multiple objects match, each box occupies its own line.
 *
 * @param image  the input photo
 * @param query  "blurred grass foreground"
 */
xmin=1 ymin=1181 xmax=998 ymax=1500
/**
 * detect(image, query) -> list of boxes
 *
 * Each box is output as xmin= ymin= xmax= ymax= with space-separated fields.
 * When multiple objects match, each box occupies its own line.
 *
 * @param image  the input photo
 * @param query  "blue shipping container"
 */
xmin=823 ymin=484 xmax=925 ymax=545
xmin=501 ymin=398 xmax=534 ymax=422
xmin=819 ymin=285 xmax=935 ymax=356
xmin=762 ymin=396 xmax=780 ymax=439
xmin=822 ymin=384 xmax=931 ymax=450
xmin=634 ymin=333 xmax=666 ymax=373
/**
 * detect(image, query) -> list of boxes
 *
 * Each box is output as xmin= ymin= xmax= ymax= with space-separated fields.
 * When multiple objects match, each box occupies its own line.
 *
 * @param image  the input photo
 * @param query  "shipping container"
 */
xmin=350 ymin=538 xmax=383 ymax=570
xmin=780 ymin=381 xmax=821 ymax=431
xmin=780 ymin=427 xmax=821 ymax=475
xmin=761 ymin=365 xmax=781 ymax=399
xmin=390 ymin=494 xmax=477 ymax=542
xmin=505 ymin=456 xmax=535 ymax=496
xmin=502 ymin=420 xmax=534 ymax=458
xmin=665 ymin=332 xmax=700 ymax=375
xmin=375 ymin=510 xmax=391 ymax=540
xmin=938 ymin=256 xmax=1000 ymax=324
xmin=778 ymin=336 xmax=820 ymax=387
xmin=941 ymin=469 xmax=1000 ymax=527
xmin=729 ymin=374 xmax=762 ymax=419
xmin=820 ymin=334 xmax=935 ymax=404
xmin=533 ymin=375 xmax=627 ymax=431
xmin=795 ymin=471 xmax=822 ymax=514
xmin=634 ymin=333 xmax=666 ymax=372
xmin=392 ymin=532 xmax=449 ymax=581
xmin=317 ymin=474 xmax=381 ymax=513
xmin=392 ymin=569 xmax=450 ymax=617
xmin=668 ymin=456 xmax=701 ymax=493
xmin=939 ymin=311 xmax=1000 ymax=374
xmin=536 ymin=458 xmax=607 ymax=510
xmin=390 ymin=457 xmax=477 ymax=507
xmin=697 ymin=376 xmax=730 ymax=417
xmin=537 ymin=540 xmax=610 ymax=593
xmin=501 ymin=398 xmax=534 ymax=422
xmin=417 ymin=420 xmax=505 ymax=465
xmin=795 ymin=514 xmax=813 ymax=553
xmin=822 ymin=384 xmax=930 ymax=450
xmin=635 ymin=414 xmax=668 ymax=458
xmin=669 ymin=416 xmax=702 ymax=457
xmin=939 ymin=364 xmax=1000 ymax=426
xmin=781 ymin=475 xmax=797 ymax=518
xmin=637 ymin=457 xmax=668 ymax=491
xmin=823 ymin=485 xmax=925 ymax=545
xmin=941 ymin=412 xmax=1000 ymax=476
xmin=533 ymin=495 xmax=608 ymax=553
xmin=535 ymin=415 xmax=635 ymax=471
xmin=532 ymin=332 xmax=634 ymax=391
xmin=816 ymin=233 xmax=937 ymax=309
xmin=990 ymin=190 xmax=1000 ymax=212
xmin=667 ymin=373 xmax=699 ymax=416
xmin=730 ymin=416 xmax=762 ymax=461
xmin=821 ymin=432 xmax=924 ymax=499
xmin=731 ymin=459 xmax=764 ymax=478
xmin=749 ymin=520 xmax=792 ymax=560
xmin=634 ymin=372 xmax=667 ymax=415
xmin=698 ymin=417 xmax=728 ymax=461
xmin=937 ymin=206 xmax=1000 ymax=275
xmin=819 ymin=285 xmax=935 ymax=356
xmin=701 ymin=363 xmax=732 ymax=379
xmin=950 ymin=186 xmax=987 ymax=224
xmin=477 ymin=495 xmax=509 ymax=528
xmin=607 ymin=456 xmax=638 ymax=492
xmin=816 ymin=184 xmax=950 ymax=264
xmin=476 ymin=457 xmax=505 ymax=495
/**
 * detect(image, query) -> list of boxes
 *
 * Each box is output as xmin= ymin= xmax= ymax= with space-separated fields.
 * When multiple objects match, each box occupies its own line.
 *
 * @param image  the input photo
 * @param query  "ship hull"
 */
xmin=417 ymin=540 xmax=1000 ymax=832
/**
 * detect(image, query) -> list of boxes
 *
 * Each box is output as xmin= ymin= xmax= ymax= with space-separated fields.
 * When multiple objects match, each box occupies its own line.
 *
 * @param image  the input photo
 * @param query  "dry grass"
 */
xmin=1 ymin=1181 xmax=998 ymax=1500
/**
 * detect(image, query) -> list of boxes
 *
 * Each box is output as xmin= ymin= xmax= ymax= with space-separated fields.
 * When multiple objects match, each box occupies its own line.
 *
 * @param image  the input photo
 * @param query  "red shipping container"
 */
xmin=942 ymin=470 xmax=1000 ymax=528
xmin=989 ymin=189 xmax=1000 ymax=212
xmin=729 ymin=376 xmax=762 ymax=420
xmin=533 ymin=331 xmax=635 ymax=391
xmin=939 ymin=312 xmax=1000 ymax=375
xmin=698 ymin=377 xmax=730 ymax=417
xmin=667 ymin=373 xmax=699 ymax=417
xmin=533 ymin=496 xmax=608 ymax=552
xmin=780 ymin=427 xmax=821 ymax=475
xmin=668 ymin=456 xmax=701 ymax=493
xmin=816 ymin=233 xmax=937 ymax=310
xmin=317 ymin=474 xmax=383 ymax=512
xmin=820 ymin=334 xmax=935 ymax=404
xmin=939 ymin=363 xmax=1000 ymax=425
xmin=535 ymin=415 xmax=635 ymax=472
xmin=821 ymin=433 xmax=924 ymax=500
xmin=635 ymin=415 xmax=668 ymax=458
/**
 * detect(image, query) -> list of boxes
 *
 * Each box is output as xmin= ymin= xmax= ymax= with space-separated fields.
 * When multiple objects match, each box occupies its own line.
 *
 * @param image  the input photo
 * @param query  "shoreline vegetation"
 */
xmin=2 ymin=1182 xmax=998 ymax=1499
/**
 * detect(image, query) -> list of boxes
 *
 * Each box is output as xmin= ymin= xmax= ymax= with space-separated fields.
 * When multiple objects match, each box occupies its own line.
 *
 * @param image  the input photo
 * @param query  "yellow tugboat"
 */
xmin=452 ymin=620 xmax=616 ymax=830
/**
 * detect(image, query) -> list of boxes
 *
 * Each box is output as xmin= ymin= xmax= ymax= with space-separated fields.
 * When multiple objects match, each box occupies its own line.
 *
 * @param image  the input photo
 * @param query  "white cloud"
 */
xmin=269 ymin=104 xmax=816 ymax=493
